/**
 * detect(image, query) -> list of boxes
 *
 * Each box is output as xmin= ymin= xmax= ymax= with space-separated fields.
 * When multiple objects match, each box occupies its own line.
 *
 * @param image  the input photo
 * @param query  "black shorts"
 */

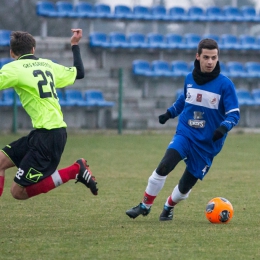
xmin=1 ymin=128 xmax=67 ymax=187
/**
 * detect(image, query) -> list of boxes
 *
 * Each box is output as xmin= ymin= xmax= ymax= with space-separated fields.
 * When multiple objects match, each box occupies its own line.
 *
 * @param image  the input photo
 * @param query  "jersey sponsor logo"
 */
xmin=26 ymin=168 xmax=43 ymax=183
xmin=188 ymin=120 xmax=206 ymax=128
xmin=185 ymin=88 xmax=220 ymax=109
xmin=188 ymin=111 xmax=206 ymax=128
xmin=16 ymin=168 xmax=24 ymax=180
xmin=196 ymin=94 xmax=202 ymax=102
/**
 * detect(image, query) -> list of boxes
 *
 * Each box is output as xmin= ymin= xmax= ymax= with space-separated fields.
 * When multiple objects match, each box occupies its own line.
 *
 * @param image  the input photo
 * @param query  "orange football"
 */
xmin=205 ymin=197 xmax=234 ymax=224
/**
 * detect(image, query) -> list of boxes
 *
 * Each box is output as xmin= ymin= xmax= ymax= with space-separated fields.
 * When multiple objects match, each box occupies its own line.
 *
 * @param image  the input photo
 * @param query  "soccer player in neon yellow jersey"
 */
xmin=0 ymin=29 xmax=98 ymax=199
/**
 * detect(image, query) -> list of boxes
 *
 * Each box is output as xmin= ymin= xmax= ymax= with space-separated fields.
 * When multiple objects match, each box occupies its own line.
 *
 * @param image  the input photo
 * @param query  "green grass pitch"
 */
xmin=0 ymin=131 xmax=260 ymax=259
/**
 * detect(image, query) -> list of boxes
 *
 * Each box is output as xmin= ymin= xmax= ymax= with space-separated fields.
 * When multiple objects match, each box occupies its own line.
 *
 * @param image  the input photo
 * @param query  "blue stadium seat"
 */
xmin=244 ymin=62 xmax=260 ymax=78
xmin=255 ymin=36 xmax=260 ymax=49
xmin=0 ymin=30 xmax=11 ymax=46
xmin=236 ymin=89 xmax=256 ymax=106
xmin=175 ymin=88 xmax=184 ymax=100
xmin=189 ymin=61 xmax=195 ymax=71
xmin=151 ymin=60 xmax=172 ymax=77
xmin=36 ymin=1 xmax=59 ymax=17
xmin=240 ymin=6 xmax=259 ymax=22
xmin=56 ymin=1 xmax=78 ymax=18
xmin=56 ymin=89 xmax=68 ymax=106
xmin=239 ymin=35 xmax=259 ymax=51
xmin=108 ymin=32 xmax=130 ymax=49
xmin=251 ymin=89 xmax=260 ymax=105
xmin=150 ymin=5 xmax=167 ymax=20
xmin=74 ymin=2 xmax=96 ymax=18
xmin=94 ymin=3 xmax=114 ymax=19
xmin=183 ymin=33 xmax=201 ymax=49
xmin=132 ymin=60 xmax=152 ymax=76
xmin=0 ymin=89 xmax=14 ymax=106
xmin=132 ymin=5 xmax=152 ymax=20
xmin=202 ymin=34 xmax=220 ymax=44
xmin=168 ymin=7 xmax=188 ymax=21
xmin=114 ymin=5 xmax=133 ymax=20
xmin=205 ymin=6 xmax=226 ymax=22
xmin=65 ymin=89 xmax=88 ymax=106
xmin=89 ymin=32 xmax=109 ymax=48
xmin=226 ymin=61 xmax=247 ymax=78
xmin=84 ymin=90 xmax=114 ymax=107
xmin=147 ymin=33 xmax=167 ymax=49
xmin=0 ymin=58 xmax=13 ymax=68
xmin=219 ymin=62 xmax=229 ymax=76
xmin=223 ymin=6 xmax=244 ymax=22
xmin=165 ymin=33 xmax=184 ymax=49
xmin=170 ymin=60 xmax=189 ymax=77
xmin=0 ymin=89 xmax=21 ymax=106
xmin=220 ymin=34 xmax=241 ymax=50
xmin=187 ymin=6 xmax=206 ymax=21
xmin=128 ymin=33 xmax=148 ymax=49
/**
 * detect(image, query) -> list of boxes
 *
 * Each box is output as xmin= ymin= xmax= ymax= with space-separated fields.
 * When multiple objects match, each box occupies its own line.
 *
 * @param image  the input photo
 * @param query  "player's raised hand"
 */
xmin=71 ymin=29 xmax=82 ymax=46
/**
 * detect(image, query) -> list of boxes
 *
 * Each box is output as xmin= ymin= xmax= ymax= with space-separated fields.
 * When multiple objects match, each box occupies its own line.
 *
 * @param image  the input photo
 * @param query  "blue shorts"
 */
xmin=167 ymin=134 xmax=214 ymax=180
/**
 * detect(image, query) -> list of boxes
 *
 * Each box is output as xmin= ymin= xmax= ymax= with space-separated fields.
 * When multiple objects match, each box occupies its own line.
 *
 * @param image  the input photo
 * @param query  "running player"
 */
xmin=0 ymin=29 xmax=98 ymax=199
xmin=126 ymin=38 xmax=240 ymax=221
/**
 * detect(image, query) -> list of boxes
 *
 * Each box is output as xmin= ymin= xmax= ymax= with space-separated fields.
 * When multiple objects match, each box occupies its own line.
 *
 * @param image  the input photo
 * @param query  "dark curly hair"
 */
xmin=197 ymin=38 xmax=219 ymax=55
xmin=10 ymin=31 xmax=36 ymax=57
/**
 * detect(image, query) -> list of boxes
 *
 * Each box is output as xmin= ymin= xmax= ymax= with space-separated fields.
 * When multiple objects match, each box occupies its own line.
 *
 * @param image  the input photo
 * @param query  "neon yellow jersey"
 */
xmin=0 ymin=54 xmax=77 ymax=129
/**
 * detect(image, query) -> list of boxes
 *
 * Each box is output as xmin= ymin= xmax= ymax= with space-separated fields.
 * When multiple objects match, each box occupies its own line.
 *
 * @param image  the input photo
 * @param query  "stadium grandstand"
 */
xmin=1 ymin=0 xmax=260 ymax=131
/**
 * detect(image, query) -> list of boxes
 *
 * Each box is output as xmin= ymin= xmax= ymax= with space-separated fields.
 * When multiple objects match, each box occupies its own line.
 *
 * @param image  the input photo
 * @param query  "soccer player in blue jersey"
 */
xmin=0 ymin=29 xmax=98 ymax=199
xmin=126 ymin=38 xmax=240 ymax=221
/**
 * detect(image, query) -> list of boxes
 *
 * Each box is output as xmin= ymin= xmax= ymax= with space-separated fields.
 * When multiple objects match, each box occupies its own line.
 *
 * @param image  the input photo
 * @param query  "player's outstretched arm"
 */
xmin=70 ymin=29 xmax=84 ymax=79
xmin=71 ymin=29 xmax=82 ymax=46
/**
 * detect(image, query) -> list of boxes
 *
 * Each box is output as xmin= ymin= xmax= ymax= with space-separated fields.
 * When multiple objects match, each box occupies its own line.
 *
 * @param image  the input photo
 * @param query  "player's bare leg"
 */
xmin=10 ymin=182 xmax=28 ymax=200
xmin=0 ymin=151 xmax=15 ymax=196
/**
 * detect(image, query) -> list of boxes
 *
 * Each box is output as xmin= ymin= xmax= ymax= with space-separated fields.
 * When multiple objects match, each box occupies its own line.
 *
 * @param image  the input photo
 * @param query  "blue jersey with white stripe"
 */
xmin=167 ymin=72 xmax=240 ymax=156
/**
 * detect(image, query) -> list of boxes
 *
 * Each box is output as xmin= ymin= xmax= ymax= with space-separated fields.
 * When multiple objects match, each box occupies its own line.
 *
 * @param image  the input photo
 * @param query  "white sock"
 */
xmin=165 ymin=185 xmax=191 ymax=206
xmin=145 ymin=170 xmax=167 ymax=196
xmin=51 ymin=170 xmax=63 ymax=187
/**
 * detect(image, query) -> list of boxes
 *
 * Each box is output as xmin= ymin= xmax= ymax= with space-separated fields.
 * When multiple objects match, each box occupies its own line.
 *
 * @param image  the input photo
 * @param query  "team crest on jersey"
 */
xmin=188 ymin=111 xmax=206 ymax=128
xmin=193 ymin=111 xmax=204 ymax=120
xmin=186 ymin=92 xmax=191 ymax=101
xmin=196 ymin=93 xmax=202 ymax=102
xmin=210 ymin=97 xmax=217 ymax=105
xmin=65 ymin=67 xmax=74 ymax=72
